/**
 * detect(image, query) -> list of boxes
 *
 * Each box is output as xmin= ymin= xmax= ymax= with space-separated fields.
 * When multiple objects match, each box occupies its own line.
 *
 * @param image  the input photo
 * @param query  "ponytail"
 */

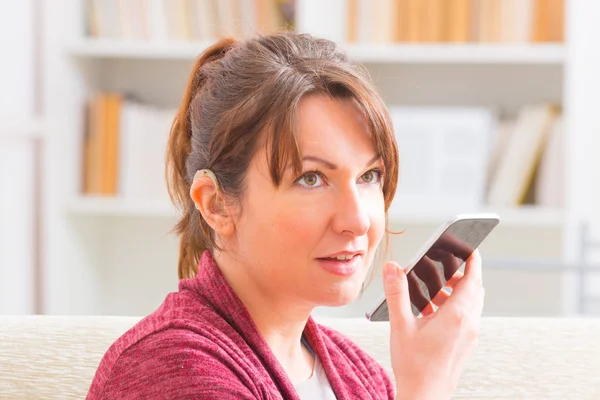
xmin=166 ymin=37 xmax=236 ymax=280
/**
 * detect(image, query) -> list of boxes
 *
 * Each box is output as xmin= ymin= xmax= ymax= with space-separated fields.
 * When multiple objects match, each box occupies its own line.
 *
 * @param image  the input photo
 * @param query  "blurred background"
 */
xmin=2 ymin=0 xmax=600 ymax=319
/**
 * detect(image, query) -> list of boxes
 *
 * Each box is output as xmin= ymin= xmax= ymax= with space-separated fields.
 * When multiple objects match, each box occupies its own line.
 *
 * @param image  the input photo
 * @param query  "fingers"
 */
xmin=428 ymin=248 xmax=462 ymax=281
xmin=433 ymin=232 xmax=475 ymax=261
xmin=412 ymin=255 xmax=444 ymax=300
xmin=383 ymin=261 xmax=414 ymax=327
xmin=437 ymin=250 xmax=482 ymax=317
xmin=464 ymin=249 xmax=482 ymax=285
xmin=407 ymin=251 xmax=465 ymax=315
xmin=420 ymin=302 xmax=436 ymax=317
xmin=446 ymin=270 xmax=464 ymax=290
xmin=400 ymin=248 xmax=482 ymax=320
xmin=406 ymin=271 xmax=429 ymax=315
xmin=410 ymin=249 xmax=464 ymax=315
xmin=426 ymin=271 xmax=460 ymax=313
xmin=431 ymin=287 xmax=451 ymax=307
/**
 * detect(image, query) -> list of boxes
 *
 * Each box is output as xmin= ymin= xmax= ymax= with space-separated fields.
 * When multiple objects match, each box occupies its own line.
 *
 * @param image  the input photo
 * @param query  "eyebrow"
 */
xmin=302 ymin=154 xmax=382 ymax=170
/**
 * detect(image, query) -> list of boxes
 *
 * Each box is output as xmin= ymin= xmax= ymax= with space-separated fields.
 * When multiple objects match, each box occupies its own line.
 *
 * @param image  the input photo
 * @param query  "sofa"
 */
xmin=0 ymin=315 xmax=599 ymax=399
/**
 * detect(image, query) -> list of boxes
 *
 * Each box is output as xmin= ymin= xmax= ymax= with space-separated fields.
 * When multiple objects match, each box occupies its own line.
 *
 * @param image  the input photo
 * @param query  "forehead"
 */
xmin=296 ymin=94 xmax=374 ymax=155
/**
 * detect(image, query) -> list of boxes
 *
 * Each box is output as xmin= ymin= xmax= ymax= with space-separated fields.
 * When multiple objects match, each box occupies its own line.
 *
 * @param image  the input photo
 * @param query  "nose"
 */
xmin=331 ymin=186 xmax=371 ymax=237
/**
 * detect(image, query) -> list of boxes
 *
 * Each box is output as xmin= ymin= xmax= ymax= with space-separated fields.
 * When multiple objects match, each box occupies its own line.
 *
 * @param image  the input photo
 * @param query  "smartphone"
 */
xmin=366 ymin=213 xmax=500 ymax=321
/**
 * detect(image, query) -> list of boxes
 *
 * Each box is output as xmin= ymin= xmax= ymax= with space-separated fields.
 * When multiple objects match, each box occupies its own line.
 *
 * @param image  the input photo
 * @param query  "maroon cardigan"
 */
xmin=87 ymin=251 xmax=395 ymax=399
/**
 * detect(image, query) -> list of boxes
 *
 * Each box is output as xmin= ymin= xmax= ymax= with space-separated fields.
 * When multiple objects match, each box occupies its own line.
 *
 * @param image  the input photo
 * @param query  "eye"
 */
xmin=296 ymin=172 xmax=324 ymax=188
xmin=359 ymin=169 xmax=383 ymax=185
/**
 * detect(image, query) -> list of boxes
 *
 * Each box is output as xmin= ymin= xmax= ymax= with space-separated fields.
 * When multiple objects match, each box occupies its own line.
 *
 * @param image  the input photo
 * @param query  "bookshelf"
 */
xmin=41 ymin=0 xmax=600 ymax=318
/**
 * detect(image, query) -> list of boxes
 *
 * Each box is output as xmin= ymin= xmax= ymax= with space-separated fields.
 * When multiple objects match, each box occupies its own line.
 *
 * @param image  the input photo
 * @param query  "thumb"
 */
xmin=383 ymin=262 xmax=413 ymax=327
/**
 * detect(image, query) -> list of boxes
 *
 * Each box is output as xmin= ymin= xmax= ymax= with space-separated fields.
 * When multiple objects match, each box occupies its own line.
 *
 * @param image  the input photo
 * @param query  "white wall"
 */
xmin=0 ymin=141 xmax=35 ymax=314
xmin=560 ymin=0 xmax=600 ymax=315
xmin=0 ymin=0 xmax=37 ymax=314
xmin=0 ymin=1 xmax=35 ymax=120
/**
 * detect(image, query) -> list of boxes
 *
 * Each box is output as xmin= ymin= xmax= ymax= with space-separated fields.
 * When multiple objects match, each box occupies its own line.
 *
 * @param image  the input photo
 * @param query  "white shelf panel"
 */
xmin=388 ymin=206 xmax=565 ymax=227
xmin=67 ymin=196 xmax=178 ymax=217
xmin=344 ymin=43 xmax=565 ymax=64
xmin=68 ymin=39 xmax=215 ymax=60
xmin=67 ymin=196 xmax=564 ymax=226
xmin=68 ymin=39 xmax=565 ymax=64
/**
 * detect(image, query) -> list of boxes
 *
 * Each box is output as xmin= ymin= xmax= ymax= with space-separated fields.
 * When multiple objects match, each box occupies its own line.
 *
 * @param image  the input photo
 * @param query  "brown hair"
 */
xmin=166 ymin=31 xmax=399 ymax=280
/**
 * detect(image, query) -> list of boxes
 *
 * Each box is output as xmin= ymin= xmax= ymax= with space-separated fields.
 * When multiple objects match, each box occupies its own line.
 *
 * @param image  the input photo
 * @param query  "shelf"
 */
xmin=68 ymin=39 xmax=565 ymax=64
xmin=0 ymin=119 xmax=46 ymax=140
xmin=344 ymin=43 xmax=565 ymax=64
xmin=68 ymin=39 xmax=215 ymax=60
xmin=67 ymin=196 xmax=564 ymax=226
xmin=388 ymin=206 xmax=565 ymax=227
xmin=67 ymin=196 xmax=178 ymax=217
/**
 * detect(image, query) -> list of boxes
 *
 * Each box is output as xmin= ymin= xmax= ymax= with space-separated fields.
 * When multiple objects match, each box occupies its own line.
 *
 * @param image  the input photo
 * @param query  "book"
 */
xmin=486 ymin=103 xmax=559 ymax=207
xmin=118 ymin=100 xmax=175 ymax=201
xmin=83 ymin=94 xmax=106 ymax=194
xmin=117 ymin=0 xmax=146 ymax=40
xmin=146 ymin=0 xmax=168 ymax=41
xmin=86 ymin=0 xmax=288 ymax=41
xmin=356 ymin=0 xmax=373 ymax=43
xmin=532 ymin=0 xmax=565 ymax=43
xmin=82 ymin=93 xmax=122 ymax=195
xmin=485 ymin=118 xmax=517 ymax=195
xmin=446 ymin=0 xmax=471 ymax=43
xmin=215 ymin=0 xmax=240 ymax=37
xmin=370 ymin=0 xmax=398 ymax=43
xmin=534 ymin=114 xmax=564 ymax=208
xmin=345 ymin=0 xmax=563 ymax=43
xmin=165 ymin=0 xmax=191 ymax=41
xmin=388 ymin=106 xmax=496 ymax=212
xmin=103 ymin=94 xmax=122 ymax=194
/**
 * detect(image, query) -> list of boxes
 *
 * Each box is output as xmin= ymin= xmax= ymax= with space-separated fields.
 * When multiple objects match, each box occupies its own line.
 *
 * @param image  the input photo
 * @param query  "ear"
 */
xmin=190 ymin=173 xmax=235 ymax=237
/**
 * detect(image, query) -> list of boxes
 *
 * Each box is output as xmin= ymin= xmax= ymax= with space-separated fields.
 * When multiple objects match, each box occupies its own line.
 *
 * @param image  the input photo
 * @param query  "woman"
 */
xmin=87 ymin=32 xmax=484 ymax=400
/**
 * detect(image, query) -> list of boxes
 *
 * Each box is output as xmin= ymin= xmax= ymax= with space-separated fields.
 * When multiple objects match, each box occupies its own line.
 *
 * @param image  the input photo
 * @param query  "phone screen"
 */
xmin=368 ymin=217 xmax=499 ymax=321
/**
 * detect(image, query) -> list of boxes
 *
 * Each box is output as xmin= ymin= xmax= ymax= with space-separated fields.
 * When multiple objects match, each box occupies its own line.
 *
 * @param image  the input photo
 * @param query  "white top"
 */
xmin=294 ymin=356 xmax=337 ymax=399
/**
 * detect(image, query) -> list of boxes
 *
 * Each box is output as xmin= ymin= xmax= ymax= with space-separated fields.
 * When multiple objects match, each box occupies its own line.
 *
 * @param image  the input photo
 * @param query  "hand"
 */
xmin=385 ymin=250 xmax=484 ymax=400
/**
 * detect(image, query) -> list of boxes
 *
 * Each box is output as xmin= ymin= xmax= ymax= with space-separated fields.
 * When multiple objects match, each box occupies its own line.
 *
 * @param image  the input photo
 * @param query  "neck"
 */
xmin=212 ymin=249 xmax=315 ymax=382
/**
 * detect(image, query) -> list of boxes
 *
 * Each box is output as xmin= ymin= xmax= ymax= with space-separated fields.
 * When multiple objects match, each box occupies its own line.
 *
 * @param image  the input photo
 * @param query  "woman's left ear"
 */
xmin=190 ymin=170 xmax=235 ymax=237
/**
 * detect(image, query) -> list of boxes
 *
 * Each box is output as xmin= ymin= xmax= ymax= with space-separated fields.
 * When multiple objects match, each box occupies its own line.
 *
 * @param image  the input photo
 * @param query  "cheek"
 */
xmin=269 ymin=206 xmax=324 ymax=250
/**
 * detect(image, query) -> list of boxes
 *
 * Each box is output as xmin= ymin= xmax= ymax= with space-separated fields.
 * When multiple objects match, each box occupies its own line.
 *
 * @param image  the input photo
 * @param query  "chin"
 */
xmin=316 ymin=279 xmax=363 ymax=307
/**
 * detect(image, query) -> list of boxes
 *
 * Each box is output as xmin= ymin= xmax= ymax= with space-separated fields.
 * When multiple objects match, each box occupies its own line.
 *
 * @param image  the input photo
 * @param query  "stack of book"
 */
xmin=348 ymin=0 xmax=564 ymax=44
xmin=486 ymin=103 xmax=563 ymax=208
xmin=85 ymin=0 xmax=295 ymax=41
xmin=388 ymin=103 xmax=563 ymax=212
xmin=81 ymin=93 xmax=175 ymax=201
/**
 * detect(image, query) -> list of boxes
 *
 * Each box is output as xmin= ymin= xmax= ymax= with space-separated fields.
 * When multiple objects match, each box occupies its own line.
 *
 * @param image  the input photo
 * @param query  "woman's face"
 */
xmin=231 ymin=94 xmax=387 ymax=307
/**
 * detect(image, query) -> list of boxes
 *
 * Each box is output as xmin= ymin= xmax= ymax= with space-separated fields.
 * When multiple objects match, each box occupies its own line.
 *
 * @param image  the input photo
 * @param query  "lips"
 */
xmin=319 ymin=251 xmax=364 ymax=261
xmin=316 ymin=251 xmax=364 ymax=276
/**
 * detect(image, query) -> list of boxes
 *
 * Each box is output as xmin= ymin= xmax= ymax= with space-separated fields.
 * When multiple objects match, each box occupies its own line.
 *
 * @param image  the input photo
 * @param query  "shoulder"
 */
xmin=317 ymin=322 xmax=395 ymax=397
xmin=91 ymin=328 xmax=256 ymax=399
xmin=87 ymin=293 xmax=258 ymax=399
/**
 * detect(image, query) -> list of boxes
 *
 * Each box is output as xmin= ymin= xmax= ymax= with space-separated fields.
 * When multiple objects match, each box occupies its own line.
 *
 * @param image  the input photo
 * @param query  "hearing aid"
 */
xmin=194 ymin=169 xmax=220 ymax=190
xmin=193 ymin=169 xmax=220 ymax=210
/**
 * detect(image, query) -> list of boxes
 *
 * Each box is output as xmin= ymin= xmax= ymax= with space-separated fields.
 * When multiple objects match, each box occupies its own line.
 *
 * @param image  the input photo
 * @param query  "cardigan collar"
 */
xmin=178 ymin=250 xmax=351 ymax=400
